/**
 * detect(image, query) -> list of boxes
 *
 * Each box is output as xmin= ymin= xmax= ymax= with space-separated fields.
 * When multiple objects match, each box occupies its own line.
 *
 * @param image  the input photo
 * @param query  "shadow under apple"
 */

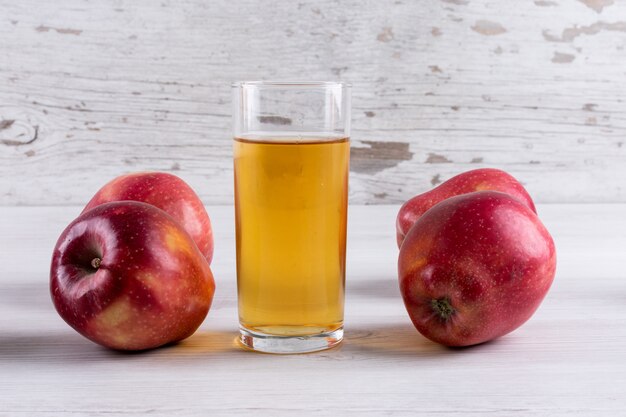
xmin=342 ymin=323 xmax=503 ymax=358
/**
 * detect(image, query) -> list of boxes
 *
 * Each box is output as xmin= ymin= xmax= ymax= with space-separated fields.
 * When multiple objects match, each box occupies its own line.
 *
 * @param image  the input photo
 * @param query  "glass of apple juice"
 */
xmin=232 ymin=81 xmax=350 ymax=353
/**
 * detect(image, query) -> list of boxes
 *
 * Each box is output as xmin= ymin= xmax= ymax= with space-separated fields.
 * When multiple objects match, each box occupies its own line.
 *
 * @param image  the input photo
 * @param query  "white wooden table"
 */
xmin=1 ymin=204 xmax=625 ymax=416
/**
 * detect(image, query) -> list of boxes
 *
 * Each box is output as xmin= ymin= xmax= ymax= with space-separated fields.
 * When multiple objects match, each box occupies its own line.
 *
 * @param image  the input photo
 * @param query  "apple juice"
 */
xmin=234 ymin=135 xmax=349 ymax=337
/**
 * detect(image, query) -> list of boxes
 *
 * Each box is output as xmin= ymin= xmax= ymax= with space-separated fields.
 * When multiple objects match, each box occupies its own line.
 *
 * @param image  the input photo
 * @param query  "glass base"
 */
xmin=239 ymin=326 xmax=343 ymax=354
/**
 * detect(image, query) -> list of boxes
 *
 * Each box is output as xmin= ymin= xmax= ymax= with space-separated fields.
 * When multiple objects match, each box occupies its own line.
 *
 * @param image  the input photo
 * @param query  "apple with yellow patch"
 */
xmin=398 ymin=191 xmax=556 ymax=346
xmin=83 ymin=172 xmax=214 ymax=264
xmin=50 ymin=201 xmax=215 ymax=350
xmin=396 ymin=168 xmax=536 ymax=248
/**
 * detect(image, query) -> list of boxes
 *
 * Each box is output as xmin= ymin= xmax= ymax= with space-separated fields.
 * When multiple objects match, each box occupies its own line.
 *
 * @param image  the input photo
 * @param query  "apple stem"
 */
xmin=431 ymin=298 xmax=455 ymax=321
xmin=91 ymin=257 xmax=101 ymax=270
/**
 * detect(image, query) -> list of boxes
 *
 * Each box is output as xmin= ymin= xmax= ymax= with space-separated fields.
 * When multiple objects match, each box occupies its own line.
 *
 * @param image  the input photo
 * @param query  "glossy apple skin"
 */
xmin=51 ymin=201 xmax=215 ymax=351
xmin=398 ymin=191 xmax=556 ymax=347
xmin=396 ymin=168 xmax=536 ymax=248
xmin=83 ymin=172 xmax=213 ymax=264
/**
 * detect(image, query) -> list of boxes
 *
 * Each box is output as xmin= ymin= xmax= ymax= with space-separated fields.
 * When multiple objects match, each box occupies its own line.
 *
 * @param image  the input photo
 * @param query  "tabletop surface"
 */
xmin=1 ymin=204 xmax=625 ymax=416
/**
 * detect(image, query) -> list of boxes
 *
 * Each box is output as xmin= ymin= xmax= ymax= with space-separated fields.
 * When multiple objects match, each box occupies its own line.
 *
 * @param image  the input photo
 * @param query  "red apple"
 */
xmin=83 ymin=172 xmax=213 ymax=264
xmin=50 ymin=201 xmax=216 ymax=350
xmin=398 ymin=191 xmax=556 ymax=347
xmin=396 ymin=168 xmax=536 ymax=247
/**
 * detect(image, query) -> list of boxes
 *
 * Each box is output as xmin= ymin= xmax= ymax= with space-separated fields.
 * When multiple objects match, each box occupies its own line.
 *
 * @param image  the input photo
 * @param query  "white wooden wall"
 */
xmin=1 ymin=0 xmax=625 ymax=205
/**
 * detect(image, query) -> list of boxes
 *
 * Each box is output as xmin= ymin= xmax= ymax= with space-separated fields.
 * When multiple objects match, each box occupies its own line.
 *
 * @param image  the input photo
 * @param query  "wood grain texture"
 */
xmin=1 ymin=0 xmax=626 ymax=206
xmin=1 ymin=204 xmax=626 ymax=416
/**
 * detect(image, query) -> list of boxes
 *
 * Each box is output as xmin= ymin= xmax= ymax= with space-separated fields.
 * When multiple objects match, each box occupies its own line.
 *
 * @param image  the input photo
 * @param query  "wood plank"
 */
xmin=1 ymin=0 xmax=626 ymax=205
xmin=0 ymin=204 xmax=625 ymax=416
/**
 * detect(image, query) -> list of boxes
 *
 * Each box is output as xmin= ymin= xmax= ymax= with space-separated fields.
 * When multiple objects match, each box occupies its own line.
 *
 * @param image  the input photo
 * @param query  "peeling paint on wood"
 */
xmin=578 ymin=0 xmax=615 ymax=13
xmin=534 ymin=1 xmax=558 ymax=6
xmin=426 ymin=153 xmax=452 ymax=164
xmin=552 ymin=52 xmax=576 ymax=63
xmin=471 ymin=20 xmax=507 ymax=36
xmin=35 ymin=25 xmax=82 ymax=35
xmin=257 ymin=116 xmax=292 ymax=126
xmin=440 ymin=0 xmax=468 ymax=5
xmin=543 ymin=21 xmax=626 ymax=42
xmin=331 ymin=66 xmax=349 ymax=76
xmin=351 ymin=141 xmax=413 ymax=174
xmin=583 ymin=103 xmax=598 ymax=111
xmin=376 ymin=27 xmax=394 ymax=42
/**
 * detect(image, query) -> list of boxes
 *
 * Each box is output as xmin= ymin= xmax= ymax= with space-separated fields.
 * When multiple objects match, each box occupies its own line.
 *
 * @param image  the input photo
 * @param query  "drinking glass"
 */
xmin=232 ymin=81 xmax=350 ymax=353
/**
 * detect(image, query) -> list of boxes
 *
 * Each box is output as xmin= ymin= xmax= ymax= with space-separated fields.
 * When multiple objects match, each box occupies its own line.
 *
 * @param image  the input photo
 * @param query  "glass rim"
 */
xmin=231 ymin=80 xmax=351 ymax=88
